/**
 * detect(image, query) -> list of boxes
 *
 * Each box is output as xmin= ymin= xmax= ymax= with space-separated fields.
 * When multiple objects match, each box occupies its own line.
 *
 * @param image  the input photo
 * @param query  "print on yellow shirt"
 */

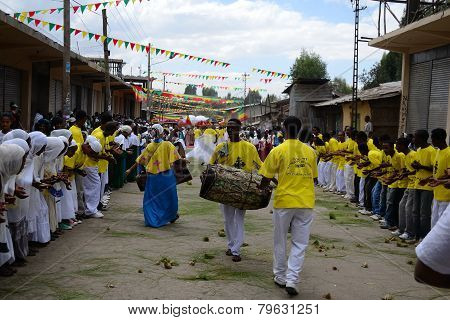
xmin=210 ymin=141 xmax=262 ymax=173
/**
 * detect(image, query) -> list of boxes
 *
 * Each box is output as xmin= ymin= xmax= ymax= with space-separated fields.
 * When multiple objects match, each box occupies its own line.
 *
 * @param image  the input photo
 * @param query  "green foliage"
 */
xmin=263 ymin=94 xmax=279 ymax=104
xmin=332 ymin=77 xmax=352 ymax=95
xmin=244 ymin=90 xmax=262 ymax=104
xmin=361 ymin=52 xmax=402 ymax=89
xmin=184 ymin=84 xmax=197 ymax=95
xmin=202 ymin=87 xmax=218 ymax=97
xmin=290 ymin=49 xmax=328 ymax=80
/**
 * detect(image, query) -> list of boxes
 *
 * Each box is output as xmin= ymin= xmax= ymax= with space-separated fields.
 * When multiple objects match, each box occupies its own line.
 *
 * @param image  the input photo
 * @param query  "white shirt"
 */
xmin=114 ymin=134 xmax=130 ymax=151
xmin=128 ymin=133 xmax=140 ymax=147
xmin=364 ymin=121 xmax=373 ymax=134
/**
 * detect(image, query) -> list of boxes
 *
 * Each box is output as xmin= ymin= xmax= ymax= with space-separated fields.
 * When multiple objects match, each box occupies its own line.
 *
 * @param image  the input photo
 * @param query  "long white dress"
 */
xmin=186 ymin=133 xmax=216 ymax=164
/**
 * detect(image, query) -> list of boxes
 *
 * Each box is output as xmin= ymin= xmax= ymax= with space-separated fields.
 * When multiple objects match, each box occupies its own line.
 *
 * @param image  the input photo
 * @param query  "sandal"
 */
xmin=225 ymin=249 xmax=232 ymax=256
xmin=232 ymin=255 xmax=242 ymax=262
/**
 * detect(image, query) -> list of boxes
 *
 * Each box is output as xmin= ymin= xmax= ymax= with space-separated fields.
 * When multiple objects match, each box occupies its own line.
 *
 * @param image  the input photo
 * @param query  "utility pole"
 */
xmin=103 ymin=9 xmax=111 ymax=112
xmin=62 ymin=0 xmax=71 ymax=115
xmin=163 ymin=75 xmax=166 ymax=92
xmin=242 ymin=72 xmax=250 ymax=123
xmin=352 ymin=0 xmax=362 ymax=130
xmin=147 ymin=42 xmax=152 ymax=121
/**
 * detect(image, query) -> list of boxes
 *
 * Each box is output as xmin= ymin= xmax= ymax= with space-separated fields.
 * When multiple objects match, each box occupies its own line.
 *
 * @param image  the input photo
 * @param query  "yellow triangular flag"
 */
xmin=109 ymin=1 xmax=114 ymax=7
xmin=100 ymin=35 xmax=106 ymax=43
xmin=21 ymin=12 xmax=28 ymax=17
xmin=42 ymin=21 xmax=48 ymax=27
xmin=118 ymin=40 xmax=123 ymax=47
xmin=41 ymin=10 xmax=48 ymax=14
xmin=165 ymin=50 xmax=171 ymax=57
xmin=19 ymin=15 xmax=26 ymax=22
xmin=135 ymin=44 xmax=141 ymax=51
xmin=88 ymin=4 xmax=94 ymax=10
xmin=150 ymin=47 xmax=156 ymax=54
xmin=82 ymin=31 xmax=88 ymax=38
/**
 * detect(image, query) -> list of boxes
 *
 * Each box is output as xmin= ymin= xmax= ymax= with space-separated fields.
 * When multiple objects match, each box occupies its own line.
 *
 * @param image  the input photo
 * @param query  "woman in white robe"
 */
xmin=0 ymin=144 xmax=26 ymax=277
xmin=2 ymin=139 xmax=30 ymax=264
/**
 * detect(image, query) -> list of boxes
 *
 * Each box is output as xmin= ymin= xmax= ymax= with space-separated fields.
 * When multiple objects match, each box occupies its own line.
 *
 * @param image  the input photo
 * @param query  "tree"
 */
xmin=202 ymin=87 xmax=218 ymax=97
xmin=263 ymin=94 xmax=279 ymax=104
xmin=332 ymin=77 xmax=352 ymax=95
xmin=360 ymin=52 xmax=402 ymax=89
xmin=244 ymin=90 xmax=262 ymax=105
xmin=290 ymin=49 xmax=328 ymax=80
xmin=184 ymin=84 xmax=197 ymax=95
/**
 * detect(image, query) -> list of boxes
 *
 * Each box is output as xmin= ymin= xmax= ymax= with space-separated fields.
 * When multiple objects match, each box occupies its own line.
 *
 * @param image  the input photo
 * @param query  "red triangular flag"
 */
xmin=112 ymin=39 xmax=118 ymax=46
xmin=116 ymin=1 xmax=122 ymax=5
xmin=73 ymin=6 xmax=80 ymax=13
xmin=145 ymin=45 xmax=149 ymax=53
xmin=55 ymin=24 xmax=62 ymax=31
xmin=160 ymin=49 xmax=165 ymax=54
xmin=29 ymin=11 xmax=35 ymax=17
xmin=130 ymin=43 xmax=135 ymax=50
xmin=74 ymin=29 xmax=81 ymax=36
xmin=94 ymin=34 xmax=101 ymax=41
xmin=34 ymin=19 xmax=41 ymax=26
xmin=95 ymin=3 xmax=102 ymax=10
xmin=50 ymin=9 xmax=57 ymax=14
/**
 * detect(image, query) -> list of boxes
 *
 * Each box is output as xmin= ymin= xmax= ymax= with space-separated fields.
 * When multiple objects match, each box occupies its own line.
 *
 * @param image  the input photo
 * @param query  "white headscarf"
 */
xmin=85 ymin=135 xmax=102 ymax=154
xmin=152 ymin=124 xmax=164 ymax=135
xmin=0 ymin=144 xmax=25 ymax=199
xmin=44 ymin=137 xmax=65 ymax=163
xmin=2 ymin=129 xmax=29 ymax=142
xmin=29 ymin=131 xmax=47 ymax=156
xmin=121 ymin=125 xmax=132 ymax=134
xmin=2 ymin=138 xmax=30 ymax=154
xmin=51 ymin=129 xmax=72 ymax=140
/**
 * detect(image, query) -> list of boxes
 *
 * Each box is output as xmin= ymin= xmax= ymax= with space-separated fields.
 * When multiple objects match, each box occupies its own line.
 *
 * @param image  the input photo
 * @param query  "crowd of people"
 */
xmin=1 ymin=104 xmax=449 ymax=292
xmin=312 ymin=125 xmax=450 ymax=288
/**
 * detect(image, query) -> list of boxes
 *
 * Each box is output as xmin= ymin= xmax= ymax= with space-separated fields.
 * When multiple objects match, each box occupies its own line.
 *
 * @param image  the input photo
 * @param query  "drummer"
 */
xmin=210 ymin=118 xmax=262 ymax=262
xmin=259 ymin=116 xmax=318 ymax=296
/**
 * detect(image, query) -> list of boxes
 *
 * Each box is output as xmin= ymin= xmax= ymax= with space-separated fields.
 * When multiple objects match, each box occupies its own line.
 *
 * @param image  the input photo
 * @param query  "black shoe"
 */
xmin=285 ymin=286 xmax=299 ymax=296
xmin=170 ymin=215 xmax=179 ymax=224
xmin=0 ymin=242 xmax=9 ymax=253
xmin=225 ymin=249 xmax=232 ymax=256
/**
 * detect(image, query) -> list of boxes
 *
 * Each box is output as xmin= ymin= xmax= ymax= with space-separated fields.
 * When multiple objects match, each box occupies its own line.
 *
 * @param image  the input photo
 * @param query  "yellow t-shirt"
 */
xmin=346 ymin=138 xmax=357 ymax=165
xmin=433 ymin=147 xmax=450 ymax=201
xmin=328 ymin=138 xmax=339 ymax=164
xmin=259 ymin=140 xmax=318 ymax=209
xmin=69 ymin=125 xmax=84 ymax=145
xmin=194 ymin=129 xmax=202 ymax=139
xmin=64 ymin=145 xmax=86 ymax=179
xmin=210 ymin=141 xmax=262 ymax=173
xmin=368 ymin=150 xmax=383 ymax=170
xmin=216 ymin=129 xmax=225 ymax=139
xmin=404 ymin=150 xmax=417 ymax=189
xmin=386 ymin=151 xmax=405 ymax=188
xmin=415 ymin=145 xmax=437 ymax=191
xmin=137 ymin=141 xmax=180 ymax=174
xmin=204 ymin=128 xmax=217 ymax=137
xmin=91 ymin=127 xmax=108 ymax=173
xmin=337 ymin=141 xmax=347 ymax=170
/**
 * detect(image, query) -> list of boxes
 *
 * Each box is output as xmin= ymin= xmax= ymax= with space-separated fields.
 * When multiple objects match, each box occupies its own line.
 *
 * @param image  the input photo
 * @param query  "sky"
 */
xmin=0 ymin=0 xmax=405 ymax=98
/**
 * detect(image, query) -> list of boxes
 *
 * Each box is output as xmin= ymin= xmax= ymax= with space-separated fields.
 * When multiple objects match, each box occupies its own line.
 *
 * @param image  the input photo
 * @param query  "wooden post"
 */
xmin=62 ymin=0 xmax=71 ymax=115
xmin=103 ymin=9 xmax=111 ymax=112
xmin=147 ymin=43 xmax=152 ymax=120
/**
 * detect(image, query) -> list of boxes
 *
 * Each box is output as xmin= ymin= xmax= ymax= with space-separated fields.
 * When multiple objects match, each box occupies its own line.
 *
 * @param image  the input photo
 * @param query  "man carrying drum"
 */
xmin=259 ymin=116 xmax=318 ymax=296
xmin=210 ymin=118 xmax=262 ymax=262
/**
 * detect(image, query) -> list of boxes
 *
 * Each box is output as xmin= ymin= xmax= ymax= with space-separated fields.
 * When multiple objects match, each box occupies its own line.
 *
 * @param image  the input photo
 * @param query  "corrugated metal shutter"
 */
xmin=49 ymin=79 xmax=62 ymax=114
xmin=0 ymin=66 xmax=4 ymax=112
xmin=428 ymin=57 xmax=450 ymax=131
xmin=4 ymin=67 xmax=21 ymax=109
xmin=407 ymin=61 xmax=431 ymax=133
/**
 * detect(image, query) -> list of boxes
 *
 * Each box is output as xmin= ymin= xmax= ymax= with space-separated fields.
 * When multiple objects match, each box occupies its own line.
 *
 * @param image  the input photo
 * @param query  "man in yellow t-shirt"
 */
xmin=259 ymin=116 xmax=317 ymax=296
xmin=421 ymin=129 xmax=450 ymax=228
xmin=324 ymin=133 xmax=339 ymax=192
xmin=411 ymin=130 xmax=437 ymax=240
xmin=69 ymin=110 xmax=87 ymax=145
xmin=344 ymin=129 xmax=357 ymax=200
xmin=335 ymin=131 xmax=347 ymax=194
xmin=209 ymin=119 xmax=262 ymax=263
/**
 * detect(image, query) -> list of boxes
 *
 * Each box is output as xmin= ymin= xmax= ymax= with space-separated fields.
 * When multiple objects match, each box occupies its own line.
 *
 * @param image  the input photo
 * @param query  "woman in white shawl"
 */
xmin=1 ymin=139 xmax=30 ymax=265
xmin=2 ymin=129 xmax=30 ymax=146
xmin=25 ymin=132 xmax=47 ymax=249
xmin=42 ymin=137 xmax=66 ymax=239
xmin=0 ymin=144 xmax=26 ymax=277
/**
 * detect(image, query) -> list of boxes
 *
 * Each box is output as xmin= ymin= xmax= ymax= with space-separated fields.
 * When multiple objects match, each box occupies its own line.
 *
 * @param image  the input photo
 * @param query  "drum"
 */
xmin=200 ymin=164 xmax=272 ymax=210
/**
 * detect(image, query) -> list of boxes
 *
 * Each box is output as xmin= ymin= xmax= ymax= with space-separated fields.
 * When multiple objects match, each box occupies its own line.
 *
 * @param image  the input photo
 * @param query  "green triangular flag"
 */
xmin=106 ymin=37 xmax=112 ymax=45
xmin=14 ymin=13 xmax=20 ymax=19
xmin=70 ymin=28 xmax=75 ymax=34
xmin=88 ymin=33 xmax=94 ymax=40
xmin=102 ymin=2 xmax=108 ymax=7
xmin=58 ymin=8 xmax=64 ymax=13
xmin=197 ymin=57 xmax=201 ymax=61
xmin=155 ymin=48 xmax=160 ymax=55
xmin=140 ymin=45 xmax=145 ymax=52
xmin=81 ymin=5 xmax=87 ymax=13
xmin=27 ymin=17 xmax=33 ymax=24
xmin=49 ymin=23 xmax=55 ymax=31
xmin=124 ymin=41 xmax=129 ymax=48
xmin=124 ymin=0 xmax=130 ymax=6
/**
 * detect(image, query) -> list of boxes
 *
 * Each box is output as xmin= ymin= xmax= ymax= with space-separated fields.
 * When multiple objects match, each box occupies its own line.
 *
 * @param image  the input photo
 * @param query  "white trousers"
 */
xmin=60 ymin=183 xmax=75 ymax=220
xmin=317 ymin=161 xmax=325 ymax=186
xmin=100 ymin=168 xmax=109 ymax=201
xmin=359 ymin=177 xmax=366 ymax=206
xmin=75 ymin=174 xmax=85 ymax=214
xmin=326 ymin=163 xmax=338 ymax=191
xmin=220 ymin=204 xmax=246 ymax=256
xmin=273 ymin=208 xmax=314 ymax=288
xmin=431 ymin=200 xmax=449 ymax=228
xmin=82 ymin=167 xmax=101 ymax=215
xmin=344 ymin=164 xmax=355 ymax=198
xmin=336 ymin=169 xmax=346 ymax=193
xmin=323 ymin=162 xmax=331 ymax=187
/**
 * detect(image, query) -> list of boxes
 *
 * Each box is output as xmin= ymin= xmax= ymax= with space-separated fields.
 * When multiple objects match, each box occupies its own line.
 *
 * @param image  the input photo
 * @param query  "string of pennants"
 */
xmin=152 ymin=72 xmax=229 ymax=81
xmin=15 ymin=0 xmax=148 ymax=17
xmin=14 ymin=15 xmax=231 ymax=68
xmin=260 ymin=79 xmax=272 ymax=83
xmin=154 ymin=80 xmax=267 ymax=92
xmin=252 ymin=68 xmax=290 ymax=79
